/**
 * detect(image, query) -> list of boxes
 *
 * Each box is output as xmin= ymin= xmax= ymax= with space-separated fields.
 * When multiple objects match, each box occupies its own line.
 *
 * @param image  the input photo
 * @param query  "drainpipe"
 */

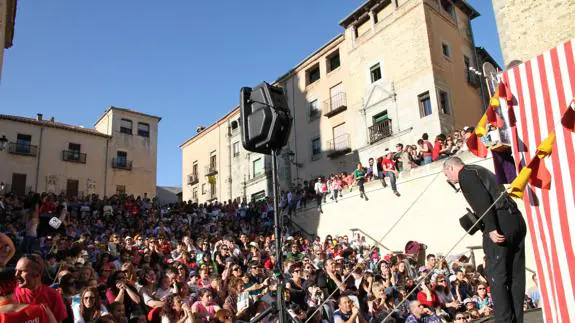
xmin=104 ymin=138 xmax=109 ymax=196
xmin=392 ymin=82 xmax=400 ymax=132
xmin=34 ymin=126 xmax=44 ymax=192
xmin=228 ymin=123 xmax=233 ymax=200
xmin=218 ymin=125 xmax=222 ymax=201
xmin=290 ymin=77 xmax=299 ymax=182
xmin=468 ymin=18 xmax=487 ymax=112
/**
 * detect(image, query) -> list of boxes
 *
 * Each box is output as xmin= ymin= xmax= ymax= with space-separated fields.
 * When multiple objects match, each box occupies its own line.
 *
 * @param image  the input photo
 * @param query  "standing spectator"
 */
xmin=14 ymin=254 xmax=68 ymax=321
xmin=420 ymin=133 xmax=434 ymax=164
xmin=381 ymin=153 xmax=401 ymax=197
xmin=314 ymin=178 xmax=324 ymax=213
xmin=353 ymin=163 xmax=368 ymax=200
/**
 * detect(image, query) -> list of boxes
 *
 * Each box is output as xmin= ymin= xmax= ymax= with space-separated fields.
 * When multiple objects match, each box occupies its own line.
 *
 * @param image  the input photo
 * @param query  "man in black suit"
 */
xmin=443 ymin=156 xmax=527 ymax=323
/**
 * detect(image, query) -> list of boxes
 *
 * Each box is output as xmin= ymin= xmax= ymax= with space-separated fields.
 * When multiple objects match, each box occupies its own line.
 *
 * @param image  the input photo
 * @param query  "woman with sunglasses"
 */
xmin=72 ymin=287 xmax=108 ymax=323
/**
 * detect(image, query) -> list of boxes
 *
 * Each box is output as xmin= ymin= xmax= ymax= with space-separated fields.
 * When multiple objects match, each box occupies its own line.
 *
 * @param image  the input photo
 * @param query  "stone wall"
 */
xmin=492 ymin=0 xmax=575 ymax=66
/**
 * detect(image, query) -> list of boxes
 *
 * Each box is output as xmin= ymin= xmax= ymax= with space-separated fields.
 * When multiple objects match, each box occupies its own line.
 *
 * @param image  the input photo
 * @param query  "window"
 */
xmin=192 ymin=188 xmax=198 ymax=200
xmin=251 ymin=190 xmax=266 ymax=202
xmin=327 ymin=50 xmax=340 ymax=72
xmin=138 ymin=122 xmax=150 ymax=137
xmin=231 ymin=120 xmax=239 ymax=131
xmin=418 ymin=92 xmax=432 ymax=118
xmin=233 ymin=142 xmax=240 ymax=157
xmin=67 ymin=143 xmax=82 ymax=161
xmin=120 ymin=119 xmax=133 ymax=134
xmin=192 ymin=162 xmax=198 ymax=177
xmin=116 ymin=151 xmax=127 ymax=166
xmin=209 ymin=153 xmax=217 ymax=169
xmin=116 ymin=185 xmax=126 ymax=195
xmin=370 ymin=63 xmax=382 ymax=83
xmin=210 ymin=182 xmax=216 ymax=195
xmin=442 ymin=42 xmax=451 ymax=58
xmin=440 ymin=0 xmax=456 ymax=20
xmin=16 ymin=134 xmax=31 ymax=147
xmin=439 ymin=90 xmax=450 ymax=114
xmin=202 ymin=184 xmax=206 ymax=194
xmin=309 ymin=99 xmax=320 ymax=120
xmin=253 ymin=158 xmax=263 ymax=177
xmin=311 ymin=138 xmax=321 ymax=159
xmin=68 ymin=143 xmax=81 ymax=152
xmin=373 ymin=111 xmax=389 ymax=124
xmin=306 ymin=64 xmax=320 ymax=86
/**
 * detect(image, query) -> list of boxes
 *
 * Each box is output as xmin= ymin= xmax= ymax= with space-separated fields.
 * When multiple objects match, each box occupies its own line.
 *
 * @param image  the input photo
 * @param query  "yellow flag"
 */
xmin=490 ymin=96 xmax=500 ymax=108
xmin=208 ymin=176 xmax=216 ymax=184
xmin=536 ymin=131 xmax=555 ymax=159
xmin=475 ymin=114 xmax=488 ymax=137
xmin=508 ymin=167 xmax=532 ymax=199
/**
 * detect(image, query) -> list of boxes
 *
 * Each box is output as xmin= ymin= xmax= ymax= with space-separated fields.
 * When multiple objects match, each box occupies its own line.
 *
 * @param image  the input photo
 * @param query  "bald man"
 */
xmin=443 ymin=157 xmax=526 ymax=323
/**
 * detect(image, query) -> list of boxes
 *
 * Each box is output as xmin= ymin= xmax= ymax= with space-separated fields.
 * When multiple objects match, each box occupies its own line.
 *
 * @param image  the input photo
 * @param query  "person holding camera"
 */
xmin=443 ymin=157 xmax=527 ymax=323
xmin=334 ymin=295 xmax=366 ymax=323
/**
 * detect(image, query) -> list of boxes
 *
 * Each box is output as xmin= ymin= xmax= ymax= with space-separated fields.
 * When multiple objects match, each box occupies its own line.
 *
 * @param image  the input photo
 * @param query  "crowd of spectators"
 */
xmin=281 ymin=128 xmax=474 ymax=213
xmin=0 ymin=187 xmax=540 ymax=322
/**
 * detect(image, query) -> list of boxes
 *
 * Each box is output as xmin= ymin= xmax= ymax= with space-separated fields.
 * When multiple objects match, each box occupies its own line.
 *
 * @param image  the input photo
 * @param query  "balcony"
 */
xmin=112 ymin=158 xmax=133 ymax=171
xmin=7 ymin=142 xmax=37 ymax=156
xmin=208 ymin=189 xmax=217 ymax=201
xmin=249 ymin=170 xmax=272 ymax=183
xmin=326 ymin=133 xmax=352 ymax=158
xmin=369 ymin=119 xmax=393 ymax=144
xmin=205 ymin=164 xmax=218 ymax=176
xmin=323 ymin=92 xmax=347 ymax=118
xmin=465 ymin=70 xmax=481 ymax=88
xmin=187 ymin=174 xmax=199 ymax=185
xmin=62 ymin=150 xmax=87 ymax=164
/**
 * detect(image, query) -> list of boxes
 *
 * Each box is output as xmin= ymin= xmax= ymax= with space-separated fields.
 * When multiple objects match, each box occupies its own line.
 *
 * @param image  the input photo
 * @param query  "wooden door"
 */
xmin=66 ymin=179 xmax=79 ymax=198
xmin=11 ymin=173 xmax=27 ymax=196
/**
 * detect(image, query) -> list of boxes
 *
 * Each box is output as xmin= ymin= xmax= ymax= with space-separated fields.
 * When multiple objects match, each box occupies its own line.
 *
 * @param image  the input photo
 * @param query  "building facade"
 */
xmin=0 ymin=106 xmax=160 ymax=197
xmin=278 ymin=0 xmax=484 ymax=181
xmin=180 ymin=109 xmax=292 ymax=204
xmin=491 ymin=0 xmax=575 ymax=67
xmin=0 ymin=0 xmax=17 ymax=81
xmin=181 ymin=0 xmax=489 ymax=201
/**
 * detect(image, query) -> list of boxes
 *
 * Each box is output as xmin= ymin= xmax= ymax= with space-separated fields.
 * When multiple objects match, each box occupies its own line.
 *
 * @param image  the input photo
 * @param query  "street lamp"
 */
xmin=0 ymin=135 xmax=8 ymax=151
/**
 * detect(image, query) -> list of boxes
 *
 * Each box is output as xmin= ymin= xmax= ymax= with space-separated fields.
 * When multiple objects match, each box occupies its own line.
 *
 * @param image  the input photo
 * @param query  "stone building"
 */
xmin=0 ymin=0 xmax=17 ymax=81
xmin=181 ymin=0 xmax=492 ymax=202
xmin=0 ymin=107 xmax=160 ymax=197
xmin=491 ymin=0 xmax=575 ymax=66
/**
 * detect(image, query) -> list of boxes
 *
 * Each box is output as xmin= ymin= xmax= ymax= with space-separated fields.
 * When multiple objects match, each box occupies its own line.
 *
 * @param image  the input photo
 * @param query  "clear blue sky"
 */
xmin=0 ymin=0 xmax=502 ymax=186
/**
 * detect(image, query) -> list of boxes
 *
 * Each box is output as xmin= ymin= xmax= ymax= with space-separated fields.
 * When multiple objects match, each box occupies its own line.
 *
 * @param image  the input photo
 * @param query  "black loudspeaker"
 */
xmin=240 ymin=82 xmax=292 ymax=155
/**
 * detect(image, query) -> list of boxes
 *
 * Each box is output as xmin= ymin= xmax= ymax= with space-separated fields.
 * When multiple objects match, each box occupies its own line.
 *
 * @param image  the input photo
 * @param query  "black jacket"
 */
xmin=458 ymin=165 xmax=525 ymax=243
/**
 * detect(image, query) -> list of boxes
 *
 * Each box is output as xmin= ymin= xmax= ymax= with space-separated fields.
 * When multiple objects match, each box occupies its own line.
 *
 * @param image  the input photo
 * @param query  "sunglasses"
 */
xmin=84 ymin=296 xmax=96 ymax=300
xmin=456 ymin=316 xmax=470 ymax=320
xmin=477 ymin=287 xmax=486 ymax=290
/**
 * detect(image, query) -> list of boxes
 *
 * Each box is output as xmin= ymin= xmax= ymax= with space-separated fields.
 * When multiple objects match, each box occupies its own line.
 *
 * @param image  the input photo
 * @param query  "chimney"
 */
xmin=36 ymin=113 xmax=43 ymax=121
xmin=49 ymin=117 xmax=55 ymax=123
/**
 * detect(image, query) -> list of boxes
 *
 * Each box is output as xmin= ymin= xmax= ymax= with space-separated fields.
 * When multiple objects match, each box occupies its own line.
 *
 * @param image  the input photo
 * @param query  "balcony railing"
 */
xmin=208 ymin=189 xmax=217 ymax=201
xmin=205 ymin=164 xmax=218 ymax=176
xmin=112 ymin=158 xmax=133 ymax=170
xmin=323 ymin=92 xmax=347 ymax=117
xmin=187 ymin=174 xmax=199 ymax=185
xmin=368 ymin=119 xmax=393 ymax=144
xmin=326 ymin=133 xmax=352 ymax=158
xmin=249 ymin=170 xmax=272 ymax=183
xmin=465 ymin=70 xmax=481 ymax=88
xmin=62 ymin=150 xmax=87 ymax=163
xmin=7 ymin=142 xmax=37 ymax=156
